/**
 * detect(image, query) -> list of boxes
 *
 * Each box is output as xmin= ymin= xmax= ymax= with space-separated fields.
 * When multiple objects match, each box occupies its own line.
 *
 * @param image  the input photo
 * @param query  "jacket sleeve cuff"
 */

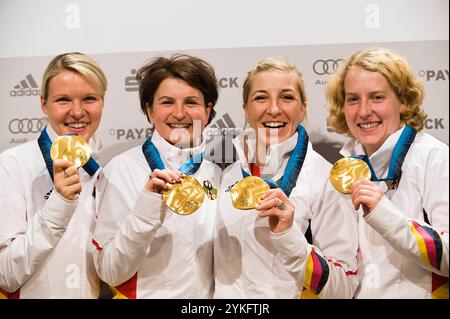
xmin=364 ymin=195 xmax=407 ymax=237
xmin=134 ymin=189 xmax=166 ymax=225
xmin=270 ymin=223 xmax=309 ymax=263
xmin=41 ymin=190 xmax=78 ymax=229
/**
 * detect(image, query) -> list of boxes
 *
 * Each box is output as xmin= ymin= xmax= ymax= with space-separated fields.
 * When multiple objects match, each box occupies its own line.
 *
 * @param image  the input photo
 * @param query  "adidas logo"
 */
xmin=207 ymin=113 xmax=241 ymax=137
xmin=10 ymin=74 xmax=40 ymax=97
xmin=124 ymin=69 xmax=139 ymax=92
xmin=210 ymin=113 xmax=236 ymax=134
xmin=205 ymin=113 xmax=241 ymax=165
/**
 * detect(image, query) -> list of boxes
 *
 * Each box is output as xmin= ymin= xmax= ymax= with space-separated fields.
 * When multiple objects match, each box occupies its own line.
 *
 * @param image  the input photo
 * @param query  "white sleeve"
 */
xmin=364 ymin=145 xmax=448 ymax=277
xmin=0 ymin=156 xmax=77 ymax=292
xmin=272 ymin=184 xmax=359 ymax=299
xmin=92 ymin=165 xmax=166 ymax=287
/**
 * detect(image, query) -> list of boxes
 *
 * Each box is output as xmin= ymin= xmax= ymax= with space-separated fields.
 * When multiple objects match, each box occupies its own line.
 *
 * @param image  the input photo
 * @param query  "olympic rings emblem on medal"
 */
xmin=312 ymin=59 xmax=344 ymax=75
xmin=9 ymin=117 xmax=48 ymax=134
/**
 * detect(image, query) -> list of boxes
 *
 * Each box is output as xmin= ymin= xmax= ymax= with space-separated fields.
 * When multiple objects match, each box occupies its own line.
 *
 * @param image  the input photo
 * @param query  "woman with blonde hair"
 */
xmin=0 ymin=52 xmax=107 ymax=298
xmin=214 ymin=57 xmax=359 ymax=298
xmin=326 ymin=47 xmax=448 ymax=298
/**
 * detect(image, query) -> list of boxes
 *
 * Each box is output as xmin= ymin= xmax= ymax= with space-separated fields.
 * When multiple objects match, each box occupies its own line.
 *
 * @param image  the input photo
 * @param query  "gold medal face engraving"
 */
xmin=203 ymin=180 xmax=218 ymax=200
xmin=50 ymin=135 xmax=92 ymax=168
xmin=163 ymin=175 xmax=205 ymax=215
xmin=329 ymin=158 xmax=371 ymax=194
xmin=230 ymin=176 xmax=269 ymax=210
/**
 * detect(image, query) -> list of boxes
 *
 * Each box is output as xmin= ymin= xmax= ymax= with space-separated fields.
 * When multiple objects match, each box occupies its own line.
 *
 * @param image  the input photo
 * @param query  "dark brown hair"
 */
xmin=136 ymin=54 xmax=219 ymax=125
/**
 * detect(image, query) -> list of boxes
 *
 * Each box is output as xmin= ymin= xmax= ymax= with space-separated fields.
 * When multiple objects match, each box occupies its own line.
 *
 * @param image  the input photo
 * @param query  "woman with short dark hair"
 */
xmin=92 ymin=54 xmax=221 ymax=298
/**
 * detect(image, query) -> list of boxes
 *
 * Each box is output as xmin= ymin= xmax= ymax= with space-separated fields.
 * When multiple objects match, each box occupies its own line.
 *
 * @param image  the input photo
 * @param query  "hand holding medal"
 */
xmin=350 ymin=179 xmax=384 ymax=217
xmin=255 ymin=188 xmax=294 ymax=234
xmin=228 ymin=175 xmax=294 ymax=233
xmin=50 ymin=135 xmax=92 ymax=168
xmin=145 ymin=169 xmax=184 ymax=193
xmin=142 ymin=136 xmax=218 ymax=216
xmin=329 ymin=126 xmax=416 ymax=215
xmin=50 ymin=135 xmax=92 ymax=200
xmin=229 ymin=124 xmax=308 ymax=219
xmin=329 ymin=158 xmax=371 ymax=194
xmin=146 ymin=168 xmax=217 ymax=216
xmin=163 ymin=175 xmax=206 ymax=215
xmin=221 ymin=124 xmax=309 ymax=235
xmin=329 ymin=157 xmax=383 ymax=217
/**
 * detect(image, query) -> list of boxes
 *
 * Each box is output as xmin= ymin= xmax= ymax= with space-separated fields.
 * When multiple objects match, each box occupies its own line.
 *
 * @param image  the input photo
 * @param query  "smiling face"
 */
xmin=244 ymin=69 xmax=305 ymax=145
xmin=343 ymin=66 xmax=406 ymax=156
xmin=146 ymin=77 xmax=211 ymax=147
xmin=40 ymin=70 xmax=104 ymax=141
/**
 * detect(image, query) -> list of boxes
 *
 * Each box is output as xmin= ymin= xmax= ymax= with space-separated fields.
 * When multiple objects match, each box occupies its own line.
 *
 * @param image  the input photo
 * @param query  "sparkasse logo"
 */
xmin=124 ymin=69 xmax=139 ymax=92
xmin=10 ymin=74 xmax=40 ymax=97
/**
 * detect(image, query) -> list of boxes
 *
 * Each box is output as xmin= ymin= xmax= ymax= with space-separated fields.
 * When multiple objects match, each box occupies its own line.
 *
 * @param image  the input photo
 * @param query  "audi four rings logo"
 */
xmin=9 ymin=118 xmax=48 ymax=134
xmin=313 ymin=59 xmax=344 ymax=75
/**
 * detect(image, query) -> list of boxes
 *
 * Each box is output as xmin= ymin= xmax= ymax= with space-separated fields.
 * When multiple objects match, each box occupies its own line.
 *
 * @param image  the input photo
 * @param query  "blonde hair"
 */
xmin=41 ymin=52 xmax=107 ymax=100
xmin=326 ymin=48 xmax=426 ymax=136
xmin=242 ymin=57 xmax=307 ymax=105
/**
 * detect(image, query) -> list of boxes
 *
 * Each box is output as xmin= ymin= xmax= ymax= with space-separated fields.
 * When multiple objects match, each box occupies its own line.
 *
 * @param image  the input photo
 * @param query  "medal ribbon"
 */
xmin=350 ymin=125 xmax=416 ymax=182
xmin=142 ymin=135 xmax=204 ymax=175
xmin=241 ymin=124 xmax=309 ymax=197
xmin=38 ymin=127 xmax=100 ymax=182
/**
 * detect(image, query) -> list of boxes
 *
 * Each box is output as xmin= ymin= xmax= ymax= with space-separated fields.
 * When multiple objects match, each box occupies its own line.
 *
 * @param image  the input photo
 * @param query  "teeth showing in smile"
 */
xmin=67 ymin=123 xmax=87 ymax=129
xmin=169 ymin=123 xmax=191 ymax=128
xmin=263 ymin=122 xmax=285 ymax=128
xmin=359 ymin=122 xmax=377 ymax=129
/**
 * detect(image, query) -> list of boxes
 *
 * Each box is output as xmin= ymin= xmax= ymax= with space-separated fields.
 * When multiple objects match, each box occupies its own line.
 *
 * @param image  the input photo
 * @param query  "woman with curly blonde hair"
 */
xmin=326 ymin=47 xmax=448 ymax=298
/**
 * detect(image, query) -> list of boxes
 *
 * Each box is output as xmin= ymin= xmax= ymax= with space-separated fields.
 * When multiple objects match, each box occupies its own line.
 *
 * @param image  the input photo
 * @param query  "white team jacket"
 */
xmin=214 ymin=129 xmax=359 ymax=299
xmin=341 ymin=126 xmax=449 ymax=298
xmin=0 ymin=126 xmax=100 ymax=299
xmin=92 ymin=130 xmax=221 ymax=299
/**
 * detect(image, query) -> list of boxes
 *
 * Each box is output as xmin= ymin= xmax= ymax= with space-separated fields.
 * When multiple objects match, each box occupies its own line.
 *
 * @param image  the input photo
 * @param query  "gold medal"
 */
xmin=203 ymin=180 xmax=218 ymax=200
xmin=50 ymin=135 xmax=92 ymax=168
xmin=230 ymin=176 xmax=269 ymax=210
xmin=329 ymin=158 xmax=371 ymax=194
xmin=163 ymin=175 xmax=205 ymax=215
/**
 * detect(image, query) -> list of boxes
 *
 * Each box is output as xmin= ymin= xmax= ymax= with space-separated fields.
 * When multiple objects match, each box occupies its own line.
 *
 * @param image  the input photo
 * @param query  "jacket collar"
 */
xmin=150 ymin=129 xmax=206 ymax=171
xmin=232 ymin=127 xmax=306 ymax=180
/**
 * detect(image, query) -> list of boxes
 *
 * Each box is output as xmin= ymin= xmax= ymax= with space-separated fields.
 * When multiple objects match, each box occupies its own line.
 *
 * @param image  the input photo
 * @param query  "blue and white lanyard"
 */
xmin=241 ymin=124 xmax=309 ymax=197
xmin=350 ymin=125 xmax=416 ymax=183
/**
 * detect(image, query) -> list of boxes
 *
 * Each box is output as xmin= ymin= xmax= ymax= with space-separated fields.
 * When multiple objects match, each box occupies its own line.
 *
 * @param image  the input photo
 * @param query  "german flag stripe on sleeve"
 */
xmin=410 ymin=221 xmax=443 ymax=270
xmin=303 ymin=248 xmax=329 ymax=295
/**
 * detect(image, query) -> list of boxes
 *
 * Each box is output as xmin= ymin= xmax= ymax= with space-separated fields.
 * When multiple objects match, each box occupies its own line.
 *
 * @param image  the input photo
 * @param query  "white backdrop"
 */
xmin=1 ymin=0 xmax=448 ymax=58
xmin=0 ymin=0 xmax=448 ymax=165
